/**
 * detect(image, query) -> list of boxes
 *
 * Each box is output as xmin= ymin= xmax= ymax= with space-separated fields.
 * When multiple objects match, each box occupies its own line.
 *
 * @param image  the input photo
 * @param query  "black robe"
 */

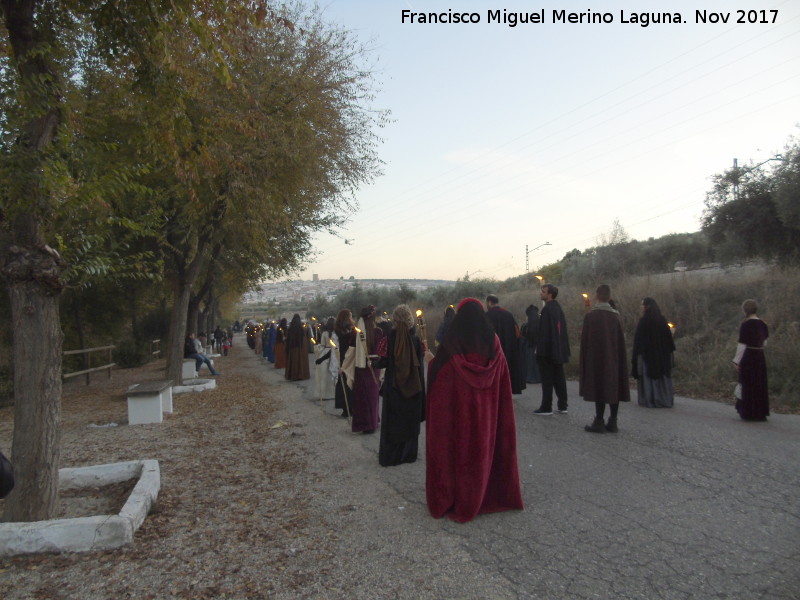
xmin=377 ymin=329 xmax=426 ymax=466
xmin=631 ymin=315 xmax=675 ymax=380
xmin=536 ymin=300 xmax=570 ymax=364
xmin=486 ymin=306 xmax=526 ymax=394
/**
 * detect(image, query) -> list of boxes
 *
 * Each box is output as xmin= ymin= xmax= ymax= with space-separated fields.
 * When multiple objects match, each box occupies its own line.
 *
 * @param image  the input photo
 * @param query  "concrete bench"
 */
xmin=126 ymin=380 xmax=173 ymax=425
xmin=182 ymin=359 xmax=197 ymax=379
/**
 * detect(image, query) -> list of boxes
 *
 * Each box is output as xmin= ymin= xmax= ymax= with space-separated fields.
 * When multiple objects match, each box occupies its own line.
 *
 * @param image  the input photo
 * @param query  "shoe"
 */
xmin=605 ymin=419 xmax=618 ymax=433
xmin=585 ymin=417 xmax=605 ymax=433
xmin=210 ymin=372 xmax=220 ymax=377
xmin=533 ymin=408 xmax=553 ymax=416
xmin=556 ymin=408 xmax=568 ymax=414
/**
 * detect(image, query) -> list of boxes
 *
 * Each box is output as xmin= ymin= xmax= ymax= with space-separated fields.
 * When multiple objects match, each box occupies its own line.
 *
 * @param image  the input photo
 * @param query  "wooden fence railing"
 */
xmin=62 ymin=345 xmax=115 ymax=385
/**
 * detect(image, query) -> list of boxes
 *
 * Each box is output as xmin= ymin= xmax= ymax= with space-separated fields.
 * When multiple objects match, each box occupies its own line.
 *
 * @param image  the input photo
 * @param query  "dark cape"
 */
xmin=536 ymin=300 xmax=570 ymax=364
xmin=486 ymin=306 xmax=526 ymax=394
xmin=579 ymin=307 xmax=630 ymax=404
xmin=334 ymin=327 xmax=353 ymax=415
xmin=426 ymin=336 xmax=523 ymax=523
xmin=273 ymin=325 xmax=286 ymax=369
xmin=631 ymin=315 xmax=675 ymax=380
xmin=377 ymin=328 xmax=426 ymax=466
xmin=632 ymin=314 xmax=675 ymax=408
xmin=737 ymin=318 xmax=769 ymax=421
xmin=284 ymin=321 xmax=310 ymax=381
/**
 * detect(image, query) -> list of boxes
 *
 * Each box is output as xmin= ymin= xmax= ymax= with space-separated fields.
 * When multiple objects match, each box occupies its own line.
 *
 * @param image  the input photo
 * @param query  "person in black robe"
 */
xmin=631 ymin=297 xmax=675 ymax=408
xmin=521 ymin=304 xmax=541 ymax=384
xmin=534 ymin=284 xmax=570 ymax=415
xmin=485 ymin=295 xmax=526 ymax=395
xmin=375 ymin=304 xmax=426 ymax=466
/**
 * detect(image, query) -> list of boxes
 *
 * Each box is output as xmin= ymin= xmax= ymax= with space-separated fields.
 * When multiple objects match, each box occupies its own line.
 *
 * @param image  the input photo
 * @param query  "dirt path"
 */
xmin=0 ymin=338 xmax=513 ymax=599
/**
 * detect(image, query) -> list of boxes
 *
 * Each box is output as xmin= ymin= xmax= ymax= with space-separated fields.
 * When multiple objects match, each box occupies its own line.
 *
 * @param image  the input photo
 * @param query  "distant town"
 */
xmin=240 ymin=277 xmax=456 ymax=305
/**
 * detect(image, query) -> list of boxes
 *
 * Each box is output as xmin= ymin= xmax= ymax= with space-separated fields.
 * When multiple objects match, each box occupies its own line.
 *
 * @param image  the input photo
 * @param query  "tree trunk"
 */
xmin=1 ymin=0 xmax=67 ymax=522
xmin=187 ymin=293 xmax=201 ymax=337
xmin=166 ymin=279 xmax=195 ymax=385
xmin=2 ymin=247 xmax=63 ymax=522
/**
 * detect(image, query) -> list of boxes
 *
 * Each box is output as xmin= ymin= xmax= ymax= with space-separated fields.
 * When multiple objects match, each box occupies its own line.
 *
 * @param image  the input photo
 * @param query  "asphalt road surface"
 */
xmin=273 ymin=353 xmax=799 ymax=600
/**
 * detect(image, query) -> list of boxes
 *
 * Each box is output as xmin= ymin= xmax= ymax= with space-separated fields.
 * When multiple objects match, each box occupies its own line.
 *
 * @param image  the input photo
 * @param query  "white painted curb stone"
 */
xmin=0 ymin=459 xmax=160 ymax=557
xmin=173 ymin=378 xmax=217 ymax=394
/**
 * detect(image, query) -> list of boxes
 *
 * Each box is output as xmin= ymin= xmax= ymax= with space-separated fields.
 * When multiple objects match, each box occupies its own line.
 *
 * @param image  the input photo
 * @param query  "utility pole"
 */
xmin=525 ymin=243 xmax=551 ymax=272
xmin=733 ymin=154 xmax=783 ymax=201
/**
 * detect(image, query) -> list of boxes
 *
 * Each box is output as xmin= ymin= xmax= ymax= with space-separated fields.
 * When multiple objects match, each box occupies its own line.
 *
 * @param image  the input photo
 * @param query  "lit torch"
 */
xmin=668 ymin=322 xmax=675 ymax=336
xmin=415 ymin=309 xmax=427 ymax=347
xmin=582 ymin=293 xmax=591 ymax=312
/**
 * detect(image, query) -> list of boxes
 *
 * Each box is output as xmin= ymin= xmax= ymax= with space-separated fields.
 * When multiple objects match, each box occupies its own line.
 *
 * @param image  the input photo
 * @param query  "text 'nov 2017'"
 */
xmin=399 ymin=9 xmax=780 ymax=28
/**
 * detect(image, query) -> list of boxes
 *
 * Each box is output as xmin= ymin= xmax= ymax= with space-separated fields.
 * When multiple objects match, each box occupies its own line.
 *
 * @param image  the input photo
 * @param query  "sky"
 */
xmin=291 ymin=0 xmax=800 ymax=282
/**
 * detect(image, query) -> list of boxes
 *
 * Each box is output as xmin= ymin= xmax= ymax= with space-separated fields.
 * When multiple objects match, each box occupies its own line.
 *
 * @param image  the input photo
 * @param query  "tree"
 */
xmin=702 ymin=140 xmax=799 ymax=264
xmin=596 ymin=218 xmax=630 ymax=247
xmin=144 ymin=5 xmax=386 ymax=384
xmin=0 ymin=0 xmax=228 ymax=522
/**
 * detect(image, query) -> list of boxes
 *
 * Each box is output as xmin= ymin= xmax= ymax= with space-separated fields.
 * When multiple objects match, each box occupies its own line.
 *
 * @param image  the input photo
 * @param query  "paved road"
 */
xmin=272 ymin=353 xmax=799 ymax=599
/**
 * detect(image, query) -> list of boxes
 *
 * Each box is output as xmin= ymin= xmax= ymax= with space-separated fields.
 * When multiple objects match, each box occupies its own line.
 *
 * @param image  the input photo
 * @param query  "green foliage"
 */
xmin=139 ymin=306 xmax=171 ymax=342
xmin=702 ymin=137 xmax=800 ymax=265
xmin=113 ymin=339 xmax=150 ymax=369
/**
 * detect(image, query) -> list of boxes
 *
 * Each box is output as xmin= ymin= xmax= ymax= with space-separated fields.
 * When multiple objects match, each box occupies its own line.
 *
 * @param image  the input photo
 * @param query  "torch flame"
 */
xmin=581 ymin=293 xmax=589 ymax=299
xmin=668 ymin=322 xmax=675 ymax=329
xmin=416 ymin=309 xmax=423 ymax=318
xmin=535 ymin=275 xmax=543 ymax=281
xmin=310 ymin=337 xmax=316 ymax=345
xmin=354 ymin=326 xmax=362 ymax=333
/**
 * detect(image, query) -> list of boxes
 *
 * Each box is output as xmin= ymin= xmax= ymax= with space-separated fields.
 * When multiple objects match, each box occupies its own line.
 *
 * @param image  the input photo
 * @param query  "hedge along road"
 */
xmin=265 ymin=347 xmax=799 ymax=600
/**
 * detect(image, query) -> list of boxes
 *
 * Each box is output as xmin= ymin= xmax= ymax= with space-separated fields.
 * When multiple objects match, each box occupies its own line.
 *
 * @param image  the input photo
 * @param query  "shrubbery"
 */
xmin=113 ymin=340 xmax=151 ymax=369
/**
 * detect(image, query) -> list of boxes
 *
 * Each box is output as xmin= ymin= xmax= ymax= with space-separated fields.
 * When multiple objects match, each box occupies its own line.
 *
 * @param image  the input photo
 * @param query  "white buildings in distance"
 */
xmin=241 ymin=277 xmax=455 ymax=305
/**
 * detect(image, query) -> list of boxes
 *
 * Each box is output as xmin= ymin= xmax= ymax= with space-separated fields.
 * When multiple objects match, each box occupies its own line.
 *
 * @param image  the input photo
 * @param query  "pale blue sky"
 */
xmin=295 ymin=0 xmax=800 ymax=281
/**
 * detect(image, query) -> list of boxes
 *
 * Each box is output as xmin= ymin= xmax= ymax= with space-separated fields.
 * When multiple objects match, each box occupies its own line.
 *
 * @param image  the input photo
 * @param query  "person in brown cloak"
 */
xmin=579 ymin=284 xmax=630 ymax=433
xmin=284 ymin=314 xmax=310 ymax=381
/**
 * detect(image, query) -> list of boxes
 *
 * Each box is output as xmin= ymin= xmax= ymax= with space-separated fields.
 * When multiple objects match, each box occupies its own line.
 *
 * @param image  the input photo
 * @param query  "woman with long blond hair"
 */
xmin=375 ymin=304 xmax=426 ymax=466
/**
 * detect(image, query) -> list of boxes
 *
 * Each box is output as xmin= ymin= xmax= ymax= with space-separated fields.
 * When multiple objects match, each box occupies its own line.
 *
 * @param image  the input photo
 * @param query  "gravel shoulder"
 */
xmin=0 ymin=339 xmax=515 ymax=600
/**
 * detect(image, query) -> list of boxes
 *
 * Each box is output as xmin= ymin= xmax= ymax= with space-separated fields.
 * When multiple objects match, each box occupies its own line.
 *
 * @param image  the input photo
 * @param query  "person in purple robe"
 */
xmin=732 ymin=299 xmax=769 ymax=421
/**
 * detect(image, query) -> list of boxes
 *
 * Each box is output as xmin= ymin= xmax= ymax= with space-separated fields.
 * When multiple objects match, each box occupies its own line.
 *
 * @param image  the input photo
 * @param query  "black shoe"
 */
xmin=533 ymin=408 xmax=553 ymax=416
xmin=556 ymin=408 xmax=568 ymax=414
xmin=605 ymin=419 xmax=618 ymax=433
xmin=585 ymin=417 xmax=605 ymax=433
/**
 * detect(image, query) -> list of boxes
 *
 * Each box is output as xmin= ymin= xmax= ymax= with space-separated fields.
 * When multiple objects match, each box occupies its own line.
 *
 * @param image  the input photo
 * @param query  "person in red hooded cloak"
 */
xmin=425 ymin=298 xmax=523 ymax=523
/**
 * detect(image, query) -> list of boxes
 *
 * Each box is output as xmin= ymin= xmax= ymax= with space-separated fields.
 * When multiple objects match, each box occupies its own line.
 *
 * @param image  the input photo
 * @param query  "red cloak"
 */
xmin=425 ymin=336 xmax=523 ymax=523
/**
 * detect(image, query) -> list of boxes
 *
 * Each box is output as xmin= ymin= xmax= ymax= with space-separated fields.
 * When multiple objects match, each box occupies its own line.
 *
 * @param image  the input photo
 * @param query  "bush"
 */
xmin=113 ymin=340 xmax=151 ymax=369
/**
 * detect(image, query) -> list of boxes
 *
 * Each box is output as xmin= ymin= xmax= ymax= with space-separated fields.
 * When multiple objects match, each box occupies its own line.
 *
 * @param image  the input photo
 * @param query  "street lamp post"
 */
xmin=732 ymin=154 xmax=783 ymax=201
xmin=525 ymin=242 xmax=551 ymax=272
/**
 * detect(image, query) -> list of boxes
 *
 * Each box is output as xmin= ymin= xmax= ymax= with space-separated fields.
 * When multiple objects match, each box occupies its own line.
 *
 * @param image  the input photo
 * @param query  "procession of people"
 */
xmin=238 ymin=283 xmax=767 ymax=523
